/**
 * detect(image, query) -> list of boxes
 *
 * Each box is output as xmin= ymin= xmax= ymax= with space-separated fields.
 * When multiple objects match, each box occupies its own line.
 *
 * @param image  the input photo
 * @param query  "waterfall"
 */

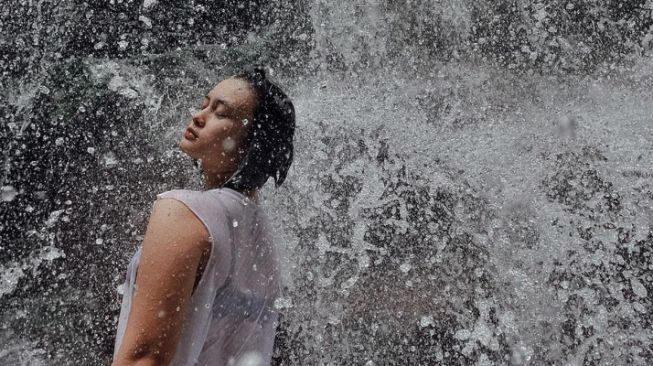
xmin=1 ymin=0 xmax=652 ymax=364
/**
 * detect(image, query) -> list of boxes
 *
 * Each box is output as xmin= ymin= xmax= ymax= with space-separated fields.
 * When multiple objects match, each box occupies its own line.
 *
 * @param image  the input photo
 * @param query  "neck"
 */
xmin=202 ymin=169 xmax=259 ymax=203
xmin=202 ymin=169 xmax=231 ymax=190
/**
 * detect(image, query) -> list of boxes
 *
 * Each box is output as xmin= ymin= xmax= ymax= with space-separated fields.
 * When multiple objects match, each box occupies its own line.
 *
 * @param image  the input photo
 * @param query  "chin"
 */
xmin=178 ymin=139 xmax=197 ymax=158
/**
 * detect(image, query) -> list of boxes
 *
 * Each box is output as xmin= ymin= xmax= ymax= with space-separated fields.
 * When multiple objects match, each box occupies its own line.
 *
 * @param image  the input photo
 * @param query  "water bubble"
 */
xmin=55 ymin=137 xmax=64 ymax=146
xmin=87 ymin=147 xmax=95 ymax=154
xmin=95 ymin=238 xmax=104 ymax=245
xmin=157 ymin=310 xmax=166 ymax=318
xmin=232 ymin=220 xmax=239 ymax=227
xmin=1 ymin=186 xmax=18 ymax=202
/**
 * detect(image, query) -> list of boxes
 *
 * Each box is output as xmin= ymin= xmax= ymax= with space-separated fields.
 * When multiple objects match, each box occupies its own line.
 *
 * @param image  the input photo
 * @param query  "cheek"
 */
xmin=201 ymin=122 xmax=244 ymax=155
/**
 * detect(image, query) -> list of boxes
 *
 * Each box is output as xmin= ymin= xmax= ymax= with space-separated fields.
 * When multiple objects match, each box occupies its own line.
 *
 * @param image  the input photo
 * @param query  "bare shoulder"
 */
xmin=113 ymin=197 xmax=211 ymax=364
xmin=146 ymin=197 xmax=210 ymax=249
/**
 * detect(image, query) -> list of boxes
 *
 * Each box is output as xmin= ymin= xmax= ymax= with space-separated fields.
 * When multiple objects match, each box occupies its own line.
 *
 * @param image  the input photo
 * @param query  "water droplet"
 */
xmin=232 ymin=220 xmax=239 ymax=227
xmin=102 ymin=151 xmax=119 ymax=168
xmin=273 ymin=297 xmax=293 ymax=310
xmin=87 ymin=147 xmax=96 ymax=154
xmin=419 ymin=315 xmax=434 ymax=328
xmin=222 ymin=137 xmax=236 ymax=151
xmin=95 ymin=238 xmax=104 ymax=245
xmin=399 ymin=262 xmax=412 ymax=273
xmin=237 ymin=351 xmax=263 ymax=366
xmin=142 ymin=0 xmax=157 ymax=9
xmin=55 ymin=137 xmax=64 ymax=146
xmin=157 ymin=310 xmax=166 ymax=318
xmin=1 ymin=186 xmax=18 ymax=202
xmin=117 ymin=40 xmax=129 ymax=51
xmin=45 ymin=209 xmax=64 ymax=227
xmin=38 ymin=85 xmax=51 ymax=95
xmin=138 ymin=15 xmax=152 ymax=28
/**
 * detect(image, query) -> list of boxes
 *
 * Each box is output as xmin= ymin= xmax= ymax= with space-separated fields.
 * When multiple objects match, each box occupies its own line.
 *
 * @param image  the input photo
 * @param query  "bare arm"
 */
xmin=112 ymin=198 xmax=210 ymax=366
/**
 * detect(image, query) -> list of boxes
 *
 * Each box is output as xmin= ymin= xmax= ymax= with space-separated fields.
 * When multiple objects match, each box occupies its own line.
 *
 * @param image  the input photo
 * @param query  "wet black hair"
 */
xmin=221 ymin=66 xmax=295 ymax=193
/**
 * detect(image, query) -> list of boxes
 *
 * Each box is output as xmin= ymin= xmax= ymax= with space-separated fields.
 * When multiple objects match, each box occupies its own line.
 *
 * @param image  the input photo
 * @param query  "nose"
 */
xmin=191 ymin=110 xmax=206 ymax=128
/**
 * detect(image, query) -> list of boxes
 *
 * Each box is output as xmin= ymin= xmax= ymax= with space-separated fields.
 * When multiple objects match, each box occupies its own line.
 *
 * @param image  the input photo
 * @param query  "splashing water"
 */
xmin=1 ymin=0 xmax=653 ymax=365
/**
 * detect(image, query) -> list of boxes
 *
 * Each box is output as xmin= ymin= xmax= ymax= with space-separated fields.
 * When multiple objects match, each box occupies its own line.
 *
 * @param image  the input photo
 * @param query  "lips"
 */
xmin=184 ymin=127 xmax=198 ymax=140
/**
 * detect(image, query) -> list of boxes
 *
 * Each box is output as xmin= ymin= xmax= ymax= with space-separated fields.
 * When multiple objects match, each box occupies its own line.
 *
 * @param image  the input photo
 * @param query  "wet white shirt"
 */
xmin=114 ymin=188 xmax=281 ymax=365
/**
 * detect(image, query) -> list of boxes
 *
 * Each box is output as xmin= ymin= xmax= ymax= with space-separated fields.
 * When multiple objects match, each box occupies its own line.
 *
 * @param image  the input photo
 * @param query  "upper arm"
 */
xmin=113 ymin=198 xmax=211 ymax=365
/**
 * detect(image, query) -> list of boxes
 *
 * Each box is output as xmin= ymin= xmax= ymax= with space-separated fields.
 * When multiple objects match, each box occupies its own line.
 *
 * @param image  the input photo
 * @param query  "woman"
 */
xmin=112 ymin=67 xmax=295 ymax=366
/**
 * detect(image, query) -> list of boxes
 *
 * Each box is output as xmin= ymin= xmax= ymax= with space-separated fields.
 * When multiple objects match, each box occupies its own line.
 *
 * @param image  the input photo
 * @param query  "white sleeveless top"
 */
xmin=113 ymin=188 xmax=281 ymax=366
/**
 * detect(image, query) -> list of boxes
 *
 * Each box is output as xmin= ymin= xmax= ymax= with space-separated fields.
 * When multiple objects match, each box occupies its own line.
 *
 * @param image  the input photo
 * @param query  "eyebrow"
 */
xmin=204 ymin=95 xmax=233 ymax=111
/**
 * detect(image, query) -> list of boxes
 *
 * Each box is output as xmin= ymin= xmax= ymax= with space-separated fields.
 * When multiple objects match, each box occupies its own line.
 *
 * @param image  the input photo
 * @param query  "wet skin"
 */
xmin=112 ymin=78 xmax=260 ymax=366
xmin=179 ymin=77 xmax=258 ymax=197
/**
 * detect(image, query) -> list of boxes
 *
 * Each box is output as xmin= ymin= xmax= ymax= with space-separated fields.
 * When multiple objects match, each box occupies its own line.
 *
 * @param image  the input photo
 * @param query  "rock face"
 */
xmin=1 ymin=1 xmax=653 ymax=365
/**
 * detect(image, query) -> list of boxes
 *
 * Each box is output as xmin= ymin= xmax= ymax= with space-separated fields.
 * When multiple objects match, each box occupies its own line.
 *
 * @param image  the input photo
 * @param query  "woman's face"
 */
xmin=179 ymin=77 xmax=257 ymax=175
